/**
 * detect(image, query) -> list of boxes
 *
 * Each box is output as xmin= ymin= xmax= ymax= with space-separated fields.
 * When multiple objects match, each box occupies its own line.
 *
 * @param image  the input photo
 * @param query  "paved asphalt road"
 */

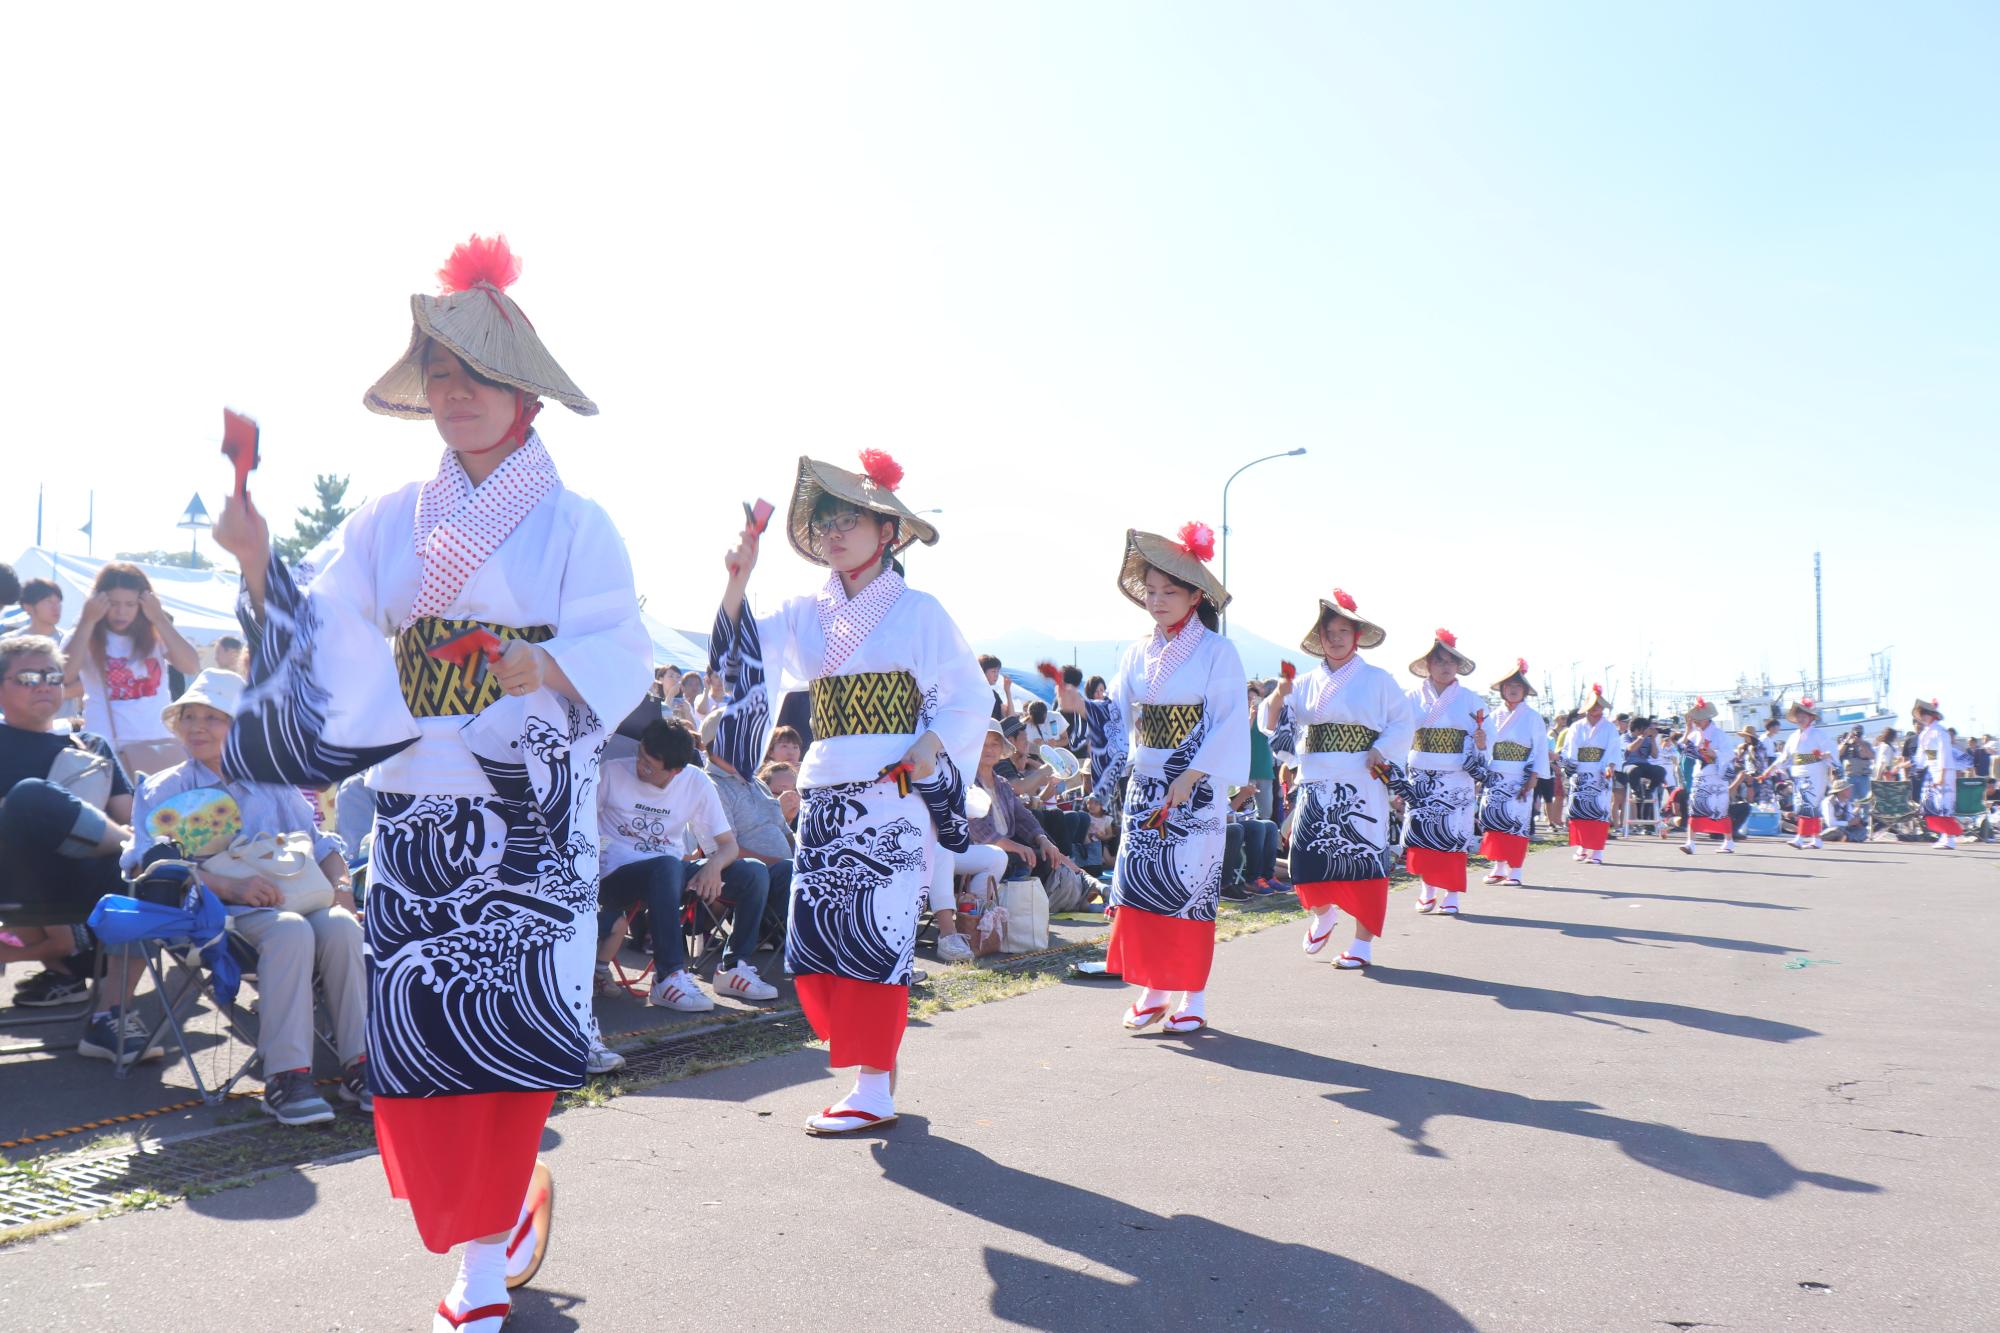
xmin=3 ymin=836 xmax=1995 ymax=1331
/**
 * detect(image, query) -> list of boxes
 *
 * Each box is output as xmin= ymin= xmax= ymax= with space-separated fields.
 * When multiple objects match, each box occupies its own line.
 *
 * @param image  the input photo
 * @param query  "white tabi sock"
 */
xmin=1345 ymin=937 xmax=1373 ymax=962
xmin=1442 ymin=891 xmax=1462 ymax=911
xmin=443 ymin=1237 xmax=509 ymax=1317
xmin=1136 ymin=986 xmax=1171 ymax=1013
xmin=1174 ymin=989 xmax=1206 ymax=1021
xmin=841 ymin=1069 xmax=894 ymax=1116
xmin=1310 ymin=907 xmax=1338 ymax=934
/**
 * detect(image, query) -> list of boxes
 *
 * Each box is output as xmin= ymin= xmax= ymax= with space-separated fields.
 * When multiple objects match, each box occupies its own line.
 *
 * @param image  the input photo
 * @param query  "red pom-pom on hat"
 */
xmin=1435 ymin=628 xmax=1457 ymax=647
xmin=1176 ymin=521 xmax=1216 ymax=562
xmin=1516 ymin=657 xmax=1528 ymax=673
xmin=858 ymin=449 xmax=904 ymax=492
xmin=438 ymin=234 xmax=523 ymax=294
xmin=1331 ymin=588 xmax=1357 ymax=612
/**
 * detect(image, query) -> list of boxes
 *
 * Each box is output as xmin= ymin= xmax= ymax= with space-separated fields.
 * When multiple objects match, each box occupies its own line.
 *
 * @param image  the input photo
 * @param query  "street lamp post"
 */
xmin=1219 ymin=448 xmax=1306 ymax=635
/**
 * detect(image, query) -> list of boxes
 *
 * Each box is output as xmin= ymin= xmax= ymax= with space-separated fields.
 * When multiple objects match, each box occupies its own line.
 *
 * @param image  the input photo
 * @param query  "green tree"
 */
xmin=115 ymin=548 xmax=215 ymax=570
xmin=275 ymin=474 xmax=360 ymax=563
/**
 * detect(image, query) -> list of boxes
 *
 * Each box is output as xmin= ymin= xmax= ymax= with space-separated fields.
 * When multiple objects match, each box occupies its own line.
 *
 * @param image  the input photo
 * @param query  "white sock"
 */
xmin=1174 ymin=989 xmax=1206 ymax=1020
xmin=1945 ymin=836 xmax=1957 ymax=850
xmin=838 ymin=1069 xmax=894 ymax=1116
xmin=1137 ymin=986 xmax=1171 ymax=1012
xmin=1442 ymin=890 xmax=1461 ymax=910
xmin=1346 ymin=937 xmax=1373 ymax=961
xmin=1493 ymin=862 xmax=1511 ymax=878
xmin=444 ymin=1238 xmax=508 ymax=1315
xmin=1310 ymin=907 xmax=1337 ymax=935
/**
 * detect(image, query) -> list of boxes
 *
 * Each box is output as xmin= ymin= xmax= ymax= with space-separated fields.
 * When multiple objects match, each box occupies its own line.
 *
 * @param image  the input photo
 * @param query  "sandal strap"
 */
xmin=437 ymin=1301 xmax=511 ymax=1329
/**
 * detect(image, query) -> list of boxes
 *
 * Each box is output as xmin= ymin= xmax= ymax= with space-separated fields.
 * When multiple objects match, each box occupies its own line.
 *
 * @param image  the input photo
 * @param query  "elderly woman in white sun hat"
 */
xmin=122 ymin=668 xmax=364 ymax=1128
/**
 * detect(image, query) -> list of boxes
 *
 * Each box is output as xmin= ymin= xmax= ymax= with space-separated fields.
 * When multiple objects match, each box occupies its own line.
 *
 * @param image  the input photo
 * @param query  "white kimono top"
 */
xmin=1403 ymin=680 xmax=1486 ymax=774
xmin=1275 ymin=657 xmax=1415 ymax=786
xmin=1105 ymin=624 xmax=1249 ymax=790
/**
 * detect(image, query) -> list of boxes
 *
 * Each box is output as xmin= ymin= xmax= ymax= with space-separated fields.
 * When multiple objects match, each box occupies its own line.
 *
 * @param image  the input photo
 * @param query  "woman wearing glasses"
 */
xmin=714 ymin=450 xmax=988 ymax=1136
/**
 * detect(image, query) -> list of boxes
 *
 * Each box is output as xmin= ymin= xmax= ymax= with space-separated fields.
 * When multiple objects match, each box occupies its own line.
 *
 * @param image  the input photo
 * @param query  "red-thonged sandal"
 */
xmin=1123 ymin=1002 xmax=1168 ymax=1031
xmin=1302 ymin=921 xmax=1335 ymax=955
xmin=434 ymin=1299 xmax=509 ymax=1331
xmin=1163 ymin=1012 xmax=1207 ymax=1034
xmin=1413 ymin=893 xmax=1438 ymax=914
xmin=504 ymin=1162 xmax=553 ymax=1291
xmin=805 ymin=1105 xmax=900 ymax=1136
xmin=1333 ymin=951 xmax=1371 ymax=970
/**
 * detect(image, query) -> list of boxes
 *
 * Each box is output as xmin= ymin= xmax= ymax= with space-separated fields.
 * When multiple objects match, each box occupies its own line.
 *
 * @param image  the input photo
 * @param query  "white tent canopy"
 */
xmin=12 ymin=547 xmax=714 ymax=672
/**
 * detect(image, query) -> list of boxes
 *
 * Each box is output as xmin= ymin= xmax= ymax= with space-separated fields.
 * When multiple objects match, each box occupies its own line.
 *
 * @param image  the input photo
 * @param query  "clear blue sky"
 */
xmin=5 ymin=2 xmax=1995 ymax=724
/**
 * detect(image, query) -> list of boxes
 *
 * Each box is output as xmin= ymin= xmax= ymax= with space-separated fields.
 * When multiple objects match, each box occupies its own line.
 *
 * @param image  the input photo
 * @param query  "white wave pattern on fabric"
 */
xmin=403 ymin=434 xmax=562 ymax=629
xmin=814 ymin=569 xmax=905 ymax=677
xmin=1142 ymin=619 xmax=1206 ymax=703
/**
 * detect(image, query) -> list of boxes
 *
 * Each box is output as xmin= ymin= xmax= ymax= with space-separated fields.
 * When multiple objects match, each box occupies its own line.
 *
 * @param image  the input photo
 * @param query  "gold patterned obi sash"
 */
xmin=810 ymin=671 xmax=922 ymax=739
xmin=1303 ymin=722 xmax=1379 ymax=754
xmin=395 ymin=617 xmax=554 ymax=719
xmin=1577 ymin=746 xmax=1606 ymax=763
xmin=1414 ymin=727 xmax=1466 ymax=754
xmin=1135 ymin=703 xmax=1204 ymax=750
xmin=1492 ymin=741 xmax=1532 ymax=763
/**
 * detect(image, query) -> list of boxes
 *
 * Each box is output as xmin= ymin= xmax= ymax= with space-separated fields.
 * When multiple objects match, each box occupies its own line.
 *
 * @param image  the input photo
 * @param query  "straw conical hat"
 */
xmin=1298 ymin=586 xmax=1386 ymax=656
xmin=1578 ymin=682 xmax=1612 ymax=714
xmin=365 ymin=235 xmax=596 ymax=419
xmin=1489 ymin=657 xmax=1537 ymax=697
xmin=787 ymin=451 xmax=939 ymax=566
xmin=1684 ymin=695 xmax=1718 ymax=726
xmin=1912 ymin=697 xmax=1942 ymax=719
xmin=1788 ymin=697 xmax=1823 ymax=722
xmin=1408 ymin=627 xmax=1476 ymax=678
xmin=1116 ymin=524 xmax=1229 ymax=611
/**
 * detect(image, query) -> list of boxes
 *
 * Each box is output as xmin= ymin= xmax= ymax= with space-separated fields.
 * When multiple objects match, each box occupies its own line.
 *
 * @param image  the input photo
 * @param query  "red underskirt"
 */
xmin=377 ymin=1089 xmax=555 ymax=1253
xmin=1479 ymin=831 xmax=1530 ymax=866
xmin=794 ymin=973 xmax=909 ymax=1070
xmin=1295 ymin=878 xmax=1388 ymax=938
xmin=1796 ymin=817 xmax=1823 ymax=837
xmin=1405 ymin=847 xmax=1467 ymax=892
xmin=1925 ymin=816 xmax=1960 ymax=836
xmin=1689 ymin=817 xmax=1731 ymax=836
xmin=1568 ymin=819 xmax=1609 ymax=851
xmin=1106 ymin=907 xmax=1217 ymax=991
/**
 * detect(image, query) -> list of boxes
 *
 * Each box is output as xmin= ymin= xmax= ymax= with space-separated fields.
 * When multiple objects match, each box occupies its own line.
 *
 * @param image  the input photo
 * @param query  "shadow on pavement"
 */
xmin=1368 ymin=968 xmax=1821 ymax=1043
xmin=179 ymin=1161 xmax=319 ymax=1222
xmin=1463 ymin=914 xmax=1804 ymax=955
xmin=870 ymin=1120 xmax=1476 ymax=1331
xmin=509 ymin=1288 xmax=583 ymax=1331
xmin=1517 ymin=882 xmax=1802 ymax=912
xmin=1168 ymin=1035 xmax=1879 ymax=1199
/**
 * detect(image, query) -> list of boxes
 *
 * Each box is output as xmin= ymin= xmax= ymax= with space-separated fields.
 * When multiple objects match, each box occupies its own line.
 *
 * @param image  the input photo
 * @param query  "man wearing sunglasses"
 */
xmin=0 ymin=633 xmax=162 ymax=1061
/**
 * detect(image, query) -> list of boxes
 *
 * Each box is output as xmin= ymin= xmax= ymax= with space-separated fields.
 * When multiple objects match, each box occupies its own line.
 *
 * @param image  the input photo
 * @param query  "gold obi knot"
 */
xmin=1414 ymin=727 xmax=1466 ymax=754
xmin=395 ymin=617 xmax=554 ymax=719
xmin=1577 ymin=746 xmax=1606 ymax=762
xmin=1135 ymin=703 xmax=1205 ymax=750
xmin=1303 ymin=722 xmax=1380 ymax=754
xmin=810 ymin=671 xmax=922 ymax=739
xmin=1492 ymin=741 xmax=1532 ymax=763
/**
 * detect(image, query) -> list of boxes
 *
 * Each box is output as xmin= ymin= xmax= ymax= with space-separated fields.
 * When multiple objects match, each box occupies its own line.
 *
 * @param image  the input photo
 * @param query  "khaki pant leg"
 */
xmin=226 ymin=909 xmax=315 ymax=1074
xmin=307 ymin=906 xmax=367 ymax=1067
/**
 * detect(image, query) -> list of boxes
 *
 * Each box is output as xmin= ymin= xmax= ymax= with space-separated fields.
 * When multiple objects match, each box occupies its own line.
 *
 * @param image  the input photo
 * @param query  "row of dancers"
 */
xmin=199 ymin=237 xmax=1961 ymax=1331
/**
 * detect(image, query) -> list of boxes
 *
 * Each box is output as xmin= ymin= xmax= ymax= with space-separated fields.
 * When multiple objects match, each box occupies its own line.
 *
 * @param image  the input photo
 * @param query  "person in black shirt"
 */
xmin=0 ymin=633 xmax=149 ymax=1049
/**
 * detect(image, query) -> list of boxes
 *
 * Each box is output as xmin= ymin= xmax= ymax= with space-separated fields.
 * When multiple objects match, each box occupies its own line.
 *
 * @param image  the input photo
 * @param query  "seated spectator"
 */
xmin=978 ymin=654 xmax=1014 ymax=719
xmin=652 ymin=663 xmax=681 ymax=704
xmin=698 ymin=711 xmax=795 ymax=954
xmin=0 ymin=634 xmax=166 ymax=1062
xmin=993 ymin=715 xmax=1055 ymax=800
xmin=14 ymin=577 xmax=64 ymax=641
xmin=212 ymin=634 xmax=247 ymax=675
xmin=122 ymin=669 xmax=366 ymax=1124
xmin=0 ymin=563 xmax=17 ymax=632
xmin=765 ymin=724 xmax=805 ymax=767
xmin=1220 ymin=785 xmax=1283 ymax=898
xmin=1621 ymin=718 xmax=1668 ymax=804
xmin=968 ymin=720 xmax=1075 ymax=885
xmin=757 ymin=760 xmax=800 ymax=824
xmin=596 ymin=718 xmax=777 ymax=1014
xmin=1820 ymin=780 xmax=1867 ymax=842
xmin=65 ymin=563 xmax=201 ymax=779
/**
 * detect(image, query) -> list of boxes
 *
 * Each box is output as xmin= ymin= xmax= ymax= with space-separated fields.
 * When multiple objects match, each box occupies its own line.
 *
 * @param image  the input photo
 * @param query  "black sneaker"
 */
xmin=1221 ymin=881 xmax=1253 ymax=901
xmin=262 ymin=1070 xmax=336 ymax=1126
xmin=11 ymin=969 xmax=90 ymax=1008
xmin=338 ymin=1059 xmax=374 ymax=1113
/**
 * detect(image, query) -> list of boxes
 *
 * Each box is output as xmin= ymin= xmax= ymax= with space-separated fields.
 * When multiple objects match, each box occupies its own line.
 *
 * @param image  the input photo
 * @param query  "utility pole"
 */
xmin=1814 ymin=551 xmax=1827 ymax=700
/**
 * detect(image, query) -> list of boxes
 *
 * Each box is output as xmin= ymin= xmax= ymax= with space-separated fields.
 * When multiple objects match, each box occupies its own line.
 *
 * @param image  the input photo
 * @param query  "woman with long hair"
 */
xmin=1263 ymin=586 xmax=1412 ymax=970
xmin=1478 ymin=659 xmax=1548 ymax=887
xmin=66 ymin=562 xmax=200 ymax=776
xmin=214 ymin=236 xmax=651 ymax=1332
xmin=713 ymin=450 xmax=989 ymax=1134
xmin=1100 ymin=523 xmax=1247 ymax=1032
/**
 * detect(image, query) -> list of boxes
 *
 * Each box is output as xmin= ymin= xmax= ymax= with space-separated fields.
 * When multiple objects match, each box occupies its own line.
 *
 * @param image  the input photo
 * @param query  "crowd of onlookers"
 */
xmin=6 ymin=551 xmax=1997 ymax=1127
